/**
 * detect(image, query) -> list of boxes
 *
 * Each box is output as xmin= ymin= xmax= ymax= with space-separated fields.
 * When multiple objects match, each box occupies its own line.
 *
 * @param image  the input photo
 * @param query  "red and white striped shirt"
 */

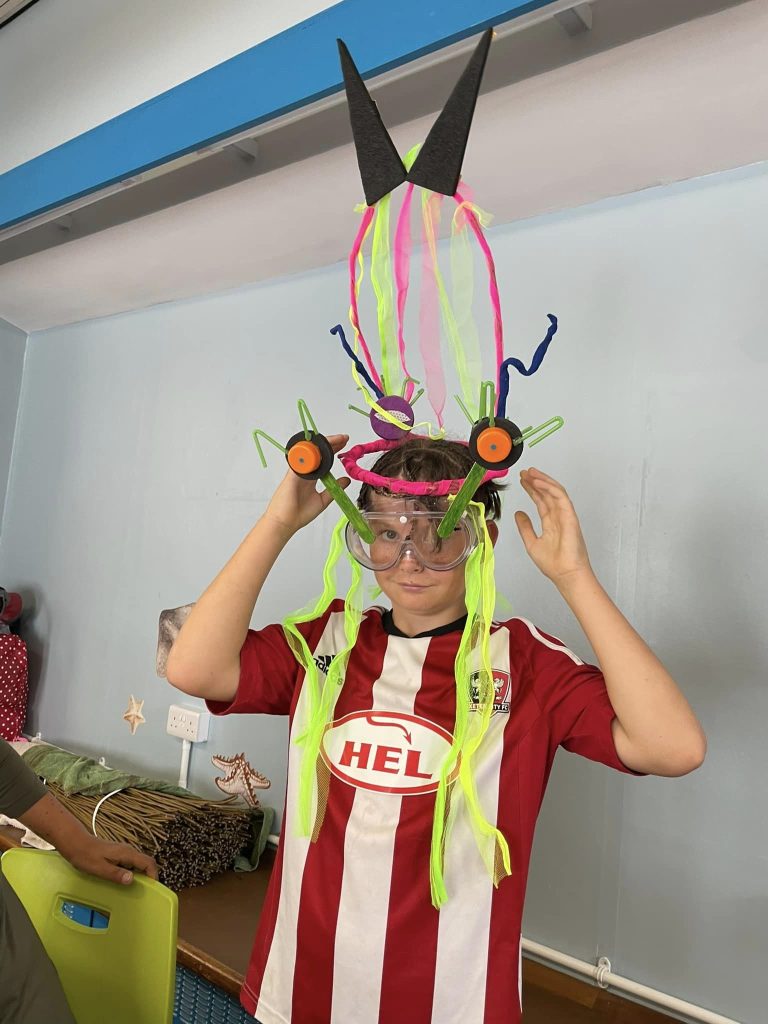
xmin=208 ymin=602 xmax=645 ymax=1024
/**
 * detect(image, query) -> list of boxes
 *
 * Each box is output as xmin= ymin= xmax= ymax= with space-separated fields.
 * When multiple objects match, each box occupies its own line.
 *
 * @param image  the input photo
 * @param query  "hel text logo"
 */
xmin=321 ymin=711 xmax=457 ymax=795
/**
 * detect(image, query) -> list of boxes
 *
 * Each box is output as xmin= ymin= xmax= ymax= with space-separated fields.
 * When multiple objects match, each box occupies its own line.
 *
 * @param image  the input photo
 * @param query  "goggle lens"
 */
xmin=345 ymin=512 xmax=477 ymax=571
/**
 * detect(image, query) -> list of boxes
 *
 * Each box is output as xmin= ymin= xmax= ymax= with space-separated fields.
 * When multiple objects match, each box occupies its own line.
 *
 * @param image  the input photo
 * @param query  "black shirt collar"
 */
xmin=381 ymin=608 xmax=468 ymax=639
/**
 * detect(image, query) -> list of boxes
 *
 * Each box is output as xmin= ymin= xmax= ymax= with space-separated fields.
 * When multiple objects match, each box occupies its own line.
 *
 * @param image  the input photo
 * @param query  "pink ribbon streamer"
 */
xmin=419 ymin=193 xmax=447 ymax=427
xmin=393 ymin=184 xmax=416 ymax=401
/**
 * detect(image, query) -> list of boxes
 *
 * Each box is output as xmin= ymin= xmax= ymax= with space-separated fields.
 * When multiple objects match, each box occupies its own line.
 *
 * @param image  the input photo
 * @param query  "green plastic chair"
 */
xmin=1 ymin=847 xmax=178 ymax=1024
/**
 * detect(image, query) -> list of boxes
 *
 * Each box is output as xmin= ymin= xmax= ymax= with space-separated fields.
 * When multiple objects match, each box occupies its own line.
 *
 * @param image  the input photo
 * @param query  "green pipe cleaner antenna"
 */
xmin=429 ymin=502 xmax=511 ymax=907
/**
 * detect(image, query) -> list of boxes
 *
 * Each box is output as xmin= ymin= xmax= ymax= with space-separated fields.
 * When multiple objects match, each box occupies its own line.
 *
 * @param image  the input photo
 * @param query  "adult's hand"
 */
xmin=63 ymin=834 xmax=158 ymax=885
xmin=19 ymin=791 xmax=157 ymax=884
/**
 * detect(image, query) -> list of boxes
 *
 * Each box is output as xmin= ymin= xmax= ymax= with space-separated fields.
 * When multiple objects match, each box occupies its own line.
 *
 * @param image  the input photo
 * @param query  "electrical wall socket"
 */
xmin=166 ymin=704 xmax=210 ymax=743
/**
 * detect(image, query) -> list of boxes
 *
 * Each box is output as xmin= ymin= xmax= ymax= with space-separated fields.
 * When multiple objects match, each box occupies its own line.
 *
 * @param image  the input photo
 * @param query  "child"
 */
xmin=166 ymin=434 xmax=706 ymax=1024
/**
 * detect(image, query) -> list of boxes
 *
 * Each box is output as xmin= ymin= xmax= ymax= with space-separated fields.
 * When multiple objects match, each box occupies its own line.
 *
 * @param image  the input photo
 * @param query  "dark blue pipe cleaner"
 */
xmin=497 ymin=314 xmax=559 ymax=418
xmin=330 ymin=324 xmax=384 ymax=399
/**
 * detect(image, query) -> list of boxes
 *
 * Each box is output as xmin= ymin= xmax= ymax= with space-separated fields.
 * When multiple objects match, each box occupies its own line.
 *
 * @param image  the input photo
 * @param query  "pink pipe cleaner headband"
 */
xmin=339 ymin=438 xmax=509 ymax=496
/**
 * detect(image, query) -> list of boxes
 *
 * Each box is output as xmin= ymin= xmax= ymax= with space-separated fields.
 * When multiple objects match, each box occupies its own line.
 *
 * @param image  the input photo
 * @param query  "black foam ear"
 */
xmin=407 ymin=28 xmax=493 ymax=196
xmin=338 ymin=39 xmax=408 ymax=206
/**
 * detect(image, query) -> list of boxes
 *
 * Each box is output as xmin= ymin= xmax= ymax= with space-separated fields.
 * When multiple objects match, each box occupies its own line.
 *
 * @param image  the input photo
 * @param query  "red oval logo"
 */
xmin=321 ymin=710 xmax=456 ymax=795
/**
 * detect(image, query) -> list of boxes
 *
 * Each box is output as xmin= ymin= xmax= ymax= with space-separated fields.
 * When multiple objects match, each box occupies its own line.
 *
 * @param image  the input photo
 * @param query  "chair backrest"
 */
xmin=2 ymin=848 xmax=178 ymax=1024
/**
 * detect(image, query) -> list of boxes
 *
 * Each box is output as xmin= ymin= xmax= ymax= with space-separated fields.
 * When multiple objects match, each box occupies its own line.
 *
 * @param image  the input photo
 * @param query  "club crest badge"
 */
xmin=469 ymin=670 xmax=512 ymax=715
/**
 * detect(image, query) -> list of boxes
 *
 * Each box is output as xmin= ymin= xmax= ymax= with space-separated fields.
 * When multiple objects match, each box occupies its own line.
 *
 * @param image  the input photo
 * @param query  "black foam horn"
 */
xmin=337 ymin=39 xmax=408 ymax=206
xmin=407 ymin=28 xmax=493 ymax=196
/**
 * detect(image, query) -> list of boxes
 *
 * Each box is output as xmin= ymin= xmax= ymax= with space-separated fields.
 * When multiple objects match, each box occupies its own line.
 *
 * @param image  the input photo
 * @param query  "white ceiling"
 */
xmin=1 ymin=0 xmax=765 ymax=334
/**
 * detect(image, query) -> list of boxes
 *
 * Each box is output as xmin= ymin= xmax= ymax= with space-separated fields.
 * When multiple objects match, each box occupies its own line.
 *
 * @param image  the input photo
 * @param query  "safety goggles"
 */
xmin=345 ymin=510 xmax=478 ymax=572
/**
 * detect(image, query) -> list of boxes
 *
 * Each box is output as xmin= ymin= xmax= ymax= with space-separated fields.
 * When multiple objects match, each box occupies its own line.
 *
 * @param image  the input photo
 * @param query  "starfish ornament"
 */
xmin=211 ymin=752 xmax=271 ymax=808
xmin=122 ymin=694 xmax=146 ymax=735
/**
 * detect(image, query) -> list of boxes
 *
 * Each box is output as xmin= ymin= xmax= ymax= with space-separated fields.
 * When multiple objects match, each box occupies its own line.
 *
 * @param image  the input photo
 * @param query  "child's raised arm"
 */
xmin=515 ymin=466 xmax=707 ymax=777
xmin=166 ymin=434 xmax=351 ymax=703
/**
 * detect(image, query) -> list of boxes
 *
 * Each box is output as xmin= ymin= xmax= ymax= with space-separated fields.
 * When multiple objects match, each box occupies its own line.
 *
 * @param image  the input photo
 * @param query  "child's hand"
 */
xmin=263 ymin=433 xmax=351 ymax=536
xmin=514 ymin=468 xmax=593 ymax=587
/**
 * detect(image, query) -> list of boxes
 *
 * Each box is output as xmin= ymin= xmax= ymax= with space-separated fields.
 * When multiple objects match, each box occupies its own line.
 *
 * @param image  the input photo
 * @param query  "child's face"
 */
xmin=366 ymin=494 xmax=470 ymax=627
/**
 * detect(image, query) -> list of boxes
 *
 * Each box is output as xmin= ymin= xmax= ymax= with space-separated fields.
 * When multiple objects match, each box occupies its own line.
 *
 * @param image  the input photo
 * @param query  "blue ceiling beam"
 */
xmin=0 ymin=0 xmax=560 ymax=230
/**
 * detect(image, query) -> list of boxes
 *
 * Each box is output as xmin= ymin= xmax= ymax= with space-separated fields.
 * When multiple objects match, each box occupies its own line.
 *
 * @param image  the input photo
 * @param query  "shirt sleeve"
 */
xmin=206 ymin=622 xmax=300 ymax=717
xmin=0 ymin=737 xmax=47 ymax=819
xmin=520 ymin=621 xmax=647 ymax=777
xmin=205 ymin=602 xmax=342 ymax=718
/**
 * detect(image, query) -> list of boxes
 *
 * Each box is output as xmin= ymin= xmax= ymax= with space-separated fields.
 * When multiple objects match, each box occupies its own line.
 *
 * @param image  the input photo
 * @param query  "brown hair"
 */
xmin=356 ymin=437 xmax=504 ymax=520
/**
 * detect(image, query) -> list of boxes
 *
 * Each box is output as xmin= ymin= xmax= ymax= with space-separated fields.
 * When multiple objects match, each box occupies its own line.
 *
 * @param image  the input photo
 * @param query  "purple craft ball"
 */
xmin=370 ymin=395 xmax=415 ymax=440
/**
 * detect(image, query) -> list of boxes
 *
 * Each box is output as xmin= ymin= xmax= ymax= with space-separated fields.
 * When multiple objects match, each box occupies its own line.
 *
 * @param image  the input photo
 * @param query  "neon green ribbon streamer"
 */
xmin=285 ymin=518 xmax=364 ymax=837
xmin=349 ymin=206 xmax=420 ymax=433
xmin=429 ymin=502 xmax=512 ymax=907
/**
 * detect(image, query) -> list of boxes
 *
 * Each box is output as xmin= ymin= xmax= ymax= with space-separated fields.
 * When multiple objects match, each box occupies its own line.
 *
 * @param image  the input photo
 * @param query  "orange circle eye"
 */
xmin=287 ymin=440 xmax=322 ymax=474
xmin=475 ymin=426 xmax=513 ymax=464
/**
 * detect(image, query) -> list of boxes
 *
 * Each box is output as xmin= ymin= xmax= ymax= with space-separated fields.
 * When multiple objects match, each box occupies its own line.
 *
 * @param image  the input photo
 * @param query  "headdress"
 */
xmin=253 ymin=30 xmax=563 ymax=906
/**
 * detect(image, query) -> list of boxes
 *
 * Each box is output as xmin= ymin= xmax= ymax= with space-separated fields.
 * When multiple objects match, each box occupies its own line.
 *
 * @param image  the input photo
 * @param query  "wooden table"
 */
xmin=0 ymin=823 xmax=272 ymax=999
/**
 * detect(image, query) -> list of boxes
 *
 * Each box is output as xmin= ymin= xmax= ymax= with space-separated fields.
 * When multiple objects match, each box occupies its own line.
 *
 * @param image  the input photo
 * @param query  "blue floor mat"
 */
xmin=173 ymin=965 xmax=253 ymax=1024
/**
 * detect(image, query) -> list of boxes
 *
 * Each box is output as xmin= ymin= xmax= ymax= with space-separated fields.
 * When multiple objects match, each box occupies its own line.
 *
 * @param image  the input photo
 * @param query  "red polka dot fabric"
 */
xmin=0 ymin=635 xmax=28 ymax=741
